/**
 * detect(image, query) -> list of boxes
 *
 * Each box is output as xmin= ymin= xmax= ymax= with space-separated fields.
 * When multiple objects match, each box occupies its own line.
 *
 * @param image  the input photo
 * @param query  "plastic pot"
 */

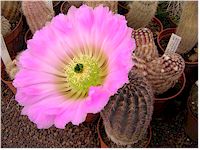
xmin=153 ymin=73 xmax=186 ymax=115
xmin=184 ymin=92 xmax=198 ymax=141
xmin=97 ymin=118 xmax=152 ymax=148
xmin=3 ymin=13 xmax=23 ymax=60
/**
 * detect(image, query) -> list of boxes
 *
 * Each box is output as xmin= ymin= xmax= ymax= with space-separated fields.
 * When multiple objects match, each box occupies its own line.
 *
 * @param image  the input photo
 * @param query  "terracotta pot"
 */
xmin=1 ymin=61 xmax=16 ymax=94
xmin=84 ymin=113 xmax=100 ymax=124
xmin=97 ymin=118 xmax=152 ymax=148
xmin=53 ymin=1 xmax=62 ymax=15
xmin=184 ymin=93 xmax=198 ymax=141
xmin=153 ymin=73 xmax=186 ymax=115
xmin=151 ymin=17 xmax=163 ymax=32
xmin=157 ymin=28 xmax=176 ymax=55
xmin=24 ymin=29 xmax=33 ymax=44
xmin=4 ymin=13 xmax=23 ymax=60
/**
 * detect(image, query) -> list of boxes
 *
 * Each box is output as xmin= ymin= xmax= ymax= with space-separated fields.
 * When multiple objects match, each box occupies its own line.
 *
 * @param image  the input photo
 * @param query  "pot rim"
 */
xmin=97 ymin=117 xmax=152 ymax=148
xmin=154 ymin=73 xmax=186 ymax=101
xmin=24 ymin=29 xmax=32 ymax=44
xmin=60 ymin=1 xmax=70 ymax=14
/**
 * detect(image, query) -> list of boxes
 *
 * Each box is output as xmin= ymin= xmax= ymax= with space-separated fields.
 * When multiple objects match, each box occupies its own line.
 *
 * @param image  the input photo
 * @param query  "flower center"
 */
xmin=63 ymin=54 xmax=108 ymax=99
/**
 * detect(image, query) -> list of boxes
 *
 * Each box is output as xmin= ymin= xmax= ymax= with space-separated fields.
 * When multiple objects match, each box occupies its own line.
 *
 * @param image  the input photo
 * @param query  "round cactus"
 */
xmin=126 ymin=2 xmax=158 ymax=29
xmin=101 ymin=71 xmax=154 ymax=145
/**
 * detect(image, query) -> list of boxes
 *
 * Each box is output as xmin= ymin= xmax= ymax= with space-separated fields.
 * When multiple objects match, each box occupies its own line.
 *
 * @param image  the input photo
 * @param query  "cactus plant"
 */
xmin=22 ymin=1 xmax=55 ymax=34
xmin=126 ymin=2 xmax=158 ymax=29
xmin=101 ymin=71 xmax=154 ymax=145
xmin=1 ymin=1 xmax=21 ymax=23
xmin=175 ymin=1 xmax=198 ymax=54
xmin=1 ymin=16 xmax=11 ymax=36
xmin=132 ymin=28 xmax=159 ymax=62
xmin=132 ymin=28 xmax=185 ymax=95
xmin=83 ymin=1 xmax=118 ymax=13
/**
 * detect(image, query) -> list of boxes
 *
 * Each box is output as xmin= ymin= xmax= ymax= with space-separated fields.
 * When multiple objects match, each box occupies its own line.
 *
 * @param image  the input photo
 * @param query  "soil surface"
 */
xmin=1 ymin=80 xmax=198 ymax=148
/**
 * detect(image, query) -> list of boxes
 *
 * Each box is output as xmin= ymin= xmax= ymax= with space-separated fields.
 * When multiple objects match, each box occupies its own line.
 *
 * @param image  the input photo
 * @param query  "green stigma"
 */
xmin=64 ymin=55 xmax=106 ymax=98
xmin=74 ymin=63 xmax=84 ymax=73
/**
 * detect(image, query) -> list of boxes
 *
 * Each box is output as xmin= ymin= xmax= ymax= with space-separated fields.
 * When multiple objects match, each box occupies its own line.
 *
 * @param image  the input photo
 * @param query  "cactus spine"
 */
xmin=83 ymin=1 xmax=118 ymax=13
xmin=22 ymin=1 xmax=55 ymax=34
xmin=1 ymin=1 xmax=21 ymax=23
xmin=101 ymin=71 xmax=154 ymax=145
xmin=1 ymin=16 xmax=11 ymax=36
xmin=132 ymin=28 xmax=185 ymax=95
xmin=126 ymin=2 xmax=158 ymax=29
xmin=176 ymin=1 xmax=198 ymax=54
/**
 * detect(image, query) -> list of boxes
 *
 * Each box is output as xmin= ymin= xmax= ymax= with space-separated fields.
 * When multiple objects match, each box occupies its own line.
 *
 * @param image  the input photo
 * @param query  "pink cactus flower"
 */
xmin=13 ymin=5 xmax=135 ymax=129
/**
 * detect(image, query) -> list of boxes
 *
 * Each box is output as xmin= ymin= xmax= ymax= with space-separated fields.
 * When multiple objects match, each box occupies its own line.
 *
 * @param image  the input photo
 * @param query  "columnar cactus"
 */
xmin=1 ymin=16 xmax=11 ymax=37
xmin=176 ymin=1 xmax=198 ymax=54
xmin=22 ymin=1 xmax=55 ymax=34
xmin=83 ymin=1 xmax=118 ymax=13
xmin=132 ymin=28 xmax=159 ymax=62
xmin=126 ymin=2 xmax=158 ymax=29
xmin=1 ymin=1 xmax=21 ymax=23
xmin=132 ymin=28 xmax=185 ymax=95
xmin=101 ymin=71 xmax=154 ymax=145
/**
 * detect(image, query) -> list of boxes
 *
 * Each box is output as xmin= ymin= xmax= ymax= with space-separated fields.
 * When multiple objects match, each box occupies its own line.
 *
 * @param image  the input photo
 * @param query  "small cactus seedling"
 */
xmin=1 ymin=16 xmax=11 ymax=36
xmin=126 ymin=2 xmax=158 ymax=29
xmin=132 ymin=28 xmax=185 ymax=95
xmin=22 ymin=1 xmax=55 ymax=34
xmin=101 ymin=71 xmax=154 ymax=145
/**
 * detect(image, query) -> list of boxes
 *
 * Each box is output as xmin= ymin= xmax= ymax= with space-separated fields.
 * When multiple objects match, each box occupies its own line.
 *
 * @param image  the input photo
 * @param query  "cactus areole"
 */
xmin=13 ymin=5 xmax=135 ymax=129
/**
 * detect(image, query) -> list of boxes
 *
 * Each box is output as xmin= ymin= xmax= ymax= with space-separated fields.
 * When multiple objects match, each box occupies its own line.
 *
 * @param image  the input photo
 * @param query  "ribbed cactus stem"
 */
xmin=101 ymin=71 xmax=154 ymax=145
xmin=176 ymin=1 xmax=198 ymax=54
xmin=1 ymin=1 xmax=21 ymax=23
xmin=132 ymin=28 xmax=159 ymax=62
xmin=132 ymin=52 xmax=185 ymax=95
xmin=126 ymin=2 xmax=158 ymax=29
xmin=1 ymin=16 xmax=11 ymax=36
xmin=22 ymin=1 xmax=55 ymax=34
xmin=132 ymin=28 xmax=185 ymax=95
xmin=83 ymin=1 xmax=118 ymax=13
